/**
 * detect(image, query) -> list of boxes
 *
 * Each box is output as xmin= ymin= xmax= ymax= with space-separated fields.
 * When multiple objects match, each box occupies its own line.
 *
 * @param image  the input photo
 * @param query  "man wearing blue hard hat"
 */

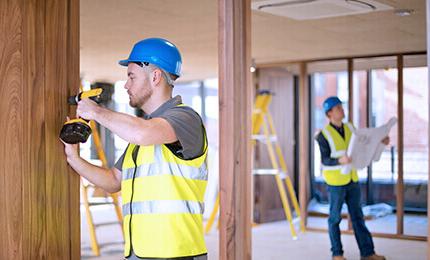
xmin=316 ymin=96 xmax=387 ymax=260
xmin=62 ymin=38 xmax=208 ymax=260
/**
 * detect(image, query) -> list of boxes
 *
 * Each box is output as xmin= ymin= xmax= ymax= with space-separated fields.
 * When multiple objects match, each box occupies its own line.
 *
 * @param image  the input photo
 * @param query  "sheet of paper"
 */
xmin=341 ymin=117 xmax=397 ymax=174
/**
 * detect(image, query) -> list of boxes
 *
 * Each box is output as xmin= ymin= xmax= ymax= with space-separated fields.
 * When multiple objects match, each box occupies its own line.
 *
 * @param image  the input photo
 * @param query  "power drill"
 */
xmin=60 ymin=88 xmax=104 ymax=144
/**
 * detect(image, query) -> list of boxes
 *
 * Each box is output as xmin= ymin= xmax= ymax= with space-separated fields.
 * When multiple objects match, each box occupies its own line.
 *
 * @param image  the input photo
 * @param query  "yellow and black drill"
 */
xmin=60 ymin=88 xmax=104 ymax=144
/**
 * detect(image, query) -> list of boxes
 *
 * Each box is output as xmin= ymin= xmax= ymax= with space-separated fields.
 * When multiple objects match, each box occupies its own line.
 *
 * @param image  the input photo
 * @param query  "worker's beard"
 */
xmin=129 ymin=88 xmax=153 ymax=108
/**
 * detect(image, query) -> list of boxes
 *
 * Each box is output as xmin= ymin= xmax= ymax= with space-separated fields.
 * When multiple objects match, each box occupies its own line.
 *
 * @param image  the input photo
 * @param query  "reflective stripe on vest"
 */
xmin=121 ymin=133 xmax=208 ymax=258
xmin=122 ymin=161 xmax=208 ymax=181
xmin=123 ymin=200 xmax=204 ymax=216
xmin=321 ymin=123 xmax=358 ymax=186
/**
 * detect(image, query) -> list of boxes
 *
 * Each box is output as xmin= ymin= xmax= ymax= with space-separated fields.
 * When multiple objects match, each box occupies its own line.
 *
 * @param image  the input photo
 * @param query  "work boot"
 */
xmin=360 ymin=254 xmax=386 ymax=260
xmin=332 ymin=256 xmax=346 ymax=260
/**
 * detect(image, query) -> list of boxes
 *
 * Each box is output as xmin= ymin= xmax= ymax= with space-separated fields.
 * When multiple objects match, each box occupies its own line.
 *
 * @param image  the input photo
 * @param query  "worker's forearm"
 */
xmin=67 ymin=155 xmax=120 ymax=193
xmin=94 ymin=106 xmax=146 ymax=144
xmin=317 ymin=133 xmax=341 ymax=166
xmin=322 ymin=157 xmax=340 ymax=166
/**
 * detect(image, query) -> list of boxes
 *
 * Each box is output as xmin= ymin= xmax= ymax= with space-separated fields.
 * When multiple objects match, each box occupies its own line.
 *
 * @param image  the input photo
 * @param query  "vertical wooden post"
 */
xmin=299 ymin=62 xmax=309 ymax=227
xmin=218 ymin=0 xmax=252 ymax=259
xmin=67 ymin=0 xmax=81 ymax=258
xmin=366 ymin=70 xmax=374 ymax=206
xmin=347 ymin=58 xmax=353 ymax=231
xmin=427 ymin=2 xmax=430 ymax=258
xmin=396 ymin=54 xmax=404 ymax=235
xmin=0 ymin=0 xmax=80 ymax=259
xmin=347 ymin=58 xmax=354 ymax=123
xmin=199 ymin=81 xmax=207 ymax=123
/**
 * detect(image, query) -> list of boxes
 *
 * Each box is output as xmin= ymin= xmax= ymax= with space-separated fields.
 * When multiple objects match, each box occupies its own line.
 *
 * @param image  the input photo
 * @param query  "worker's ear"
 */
xmin=151 ymin=69 xmax=163 ymax=86
xmin=326 ymin=110 xmax=332 ymax=119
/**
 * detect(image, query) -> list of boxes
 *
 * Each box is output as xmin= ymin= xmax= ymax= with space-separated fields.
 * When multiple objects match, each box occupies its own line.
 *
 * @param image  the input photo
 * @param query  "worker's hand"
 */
xmin=381 ymin=136 xmax=390 ymax=145
xmin=60 ymin=117 xmax=80 ymax=164
xmin=76 ymin=98 xmax=100 ymax=121
xmin=62 ymin=141 xmax=79 ymax=164
xmin=338 ymin=155 xmax=352 ymax=165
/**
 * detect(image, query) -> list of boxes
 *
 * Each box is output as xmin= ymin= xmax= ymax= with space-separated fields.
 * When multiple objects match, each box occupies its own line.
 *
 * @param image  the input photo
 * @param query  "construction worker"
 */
xmin=62 ymin=38 xmax=208 ymax=260
xmin=316 ymin=96 xmax=388 ymax=260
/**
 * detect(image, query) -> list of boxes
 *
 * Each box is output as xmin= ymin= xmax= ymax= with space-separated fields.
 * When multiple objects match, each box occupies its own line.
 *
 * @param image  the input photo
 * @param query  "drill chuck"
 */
xmin=60 ymin=119 xmax=92 ymax=144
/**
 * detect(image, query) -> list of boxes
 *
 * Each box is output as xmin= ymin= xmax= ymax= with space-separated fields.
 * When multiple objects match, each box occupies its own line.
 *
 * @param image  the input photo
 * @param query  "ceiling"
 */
xmin=80 ymin=0 xmax=426 ymax=83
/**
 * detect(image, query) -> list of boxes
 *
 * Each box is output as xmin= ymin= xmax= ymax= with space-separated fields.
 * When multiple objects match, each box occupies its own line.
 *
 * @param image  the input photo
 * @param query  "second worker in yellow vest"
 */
xmin=316 ymin=96 xmax=388 ymax=260
xmin=320 ymin=121 xmax=358 ymax=186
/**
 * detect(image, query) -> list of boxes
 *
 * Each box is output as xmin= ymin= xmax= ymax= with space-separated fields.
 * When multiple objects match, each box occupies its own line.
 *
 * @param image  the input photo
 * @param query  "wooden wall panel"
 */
xmin=45 ymin=1 xmax=71 ymax=258
xmin=218 ymin=0 xmax=252 ymax=259
xmin=254 ymin=68 xmax=296 ymax=222
xmin=0 ymin=0 xmax=80 ymax=259
xmin=0 ymin=1 xmax=24 ymax=258
xmin=258 ymin=68 xmax=295 ymax=181
xmin=22 ymin=0 xmax=47 ymax=259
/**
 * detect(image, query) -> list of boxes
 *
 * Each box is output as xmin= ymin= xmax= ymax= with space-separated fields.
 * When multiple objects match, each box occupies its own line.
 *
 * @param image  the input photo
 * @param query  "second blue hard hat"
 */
xmin=119 ymin=38 xmax=182 ymax=77
xmin=323 ymin=96 xmax=342 ymax=113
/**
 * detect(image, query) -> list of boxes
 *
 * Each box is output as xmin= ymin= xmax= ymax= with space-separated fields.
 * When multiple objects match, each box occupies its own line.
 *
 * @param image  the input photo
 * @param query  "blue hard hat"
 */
xmin=119 ymin=38 xmax=182 ymax=77
xmin=323 ymin=96 xmax=342 ymax=113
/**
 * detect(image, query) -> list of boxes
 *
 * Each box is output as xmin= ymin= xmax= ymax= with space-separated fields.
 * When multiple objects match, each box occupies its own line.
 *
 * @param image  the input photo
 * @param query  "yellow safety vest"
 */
xmin=321 ymin=123 xmax=358 ymax=186
xmin=121 ymin=135 xmax=208 ymax=258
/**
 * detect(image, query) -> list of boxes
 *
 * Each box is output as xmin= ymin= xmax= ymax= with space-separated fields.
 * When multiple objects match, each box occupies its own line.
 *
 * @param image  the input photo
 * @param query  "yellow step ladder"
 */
xmin=204 ymin=90 xmax=305 ymax=238
xmin=79 ymin=86 xmax=123 ymax=256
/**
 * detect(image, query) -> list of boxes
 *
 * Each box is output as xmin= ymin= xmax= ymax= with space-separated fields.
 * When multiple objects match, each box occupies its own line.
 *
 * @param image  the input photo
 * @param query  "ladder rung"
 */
xmin=253 ymin=169 xmax=288 ymax=179
xmin=94 ymin=221 xmax=121 ymax=228
xmin=86 ymin=201 xmax=115 ymax=206
xmin=253 ymin=169 xmax=279 ymax=175
xmin=251 ymin=135 xmax=277 ymax=142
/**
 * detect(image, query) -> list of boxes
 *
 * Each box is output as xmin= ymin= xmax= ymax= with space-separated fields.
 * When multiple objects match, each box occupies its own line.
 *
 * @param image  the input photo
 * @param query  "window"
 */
xmin=309 ymin=60 xmax=348 ymax=179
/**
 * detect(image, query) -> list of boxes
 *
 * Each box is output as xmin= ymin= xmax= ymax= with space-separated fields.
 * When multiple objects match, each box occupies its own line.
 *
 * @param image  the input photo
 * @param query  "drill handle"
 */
xmin=67 ymin=88 xmax=103 ymax=105
xmin=79 ymin=117 xmax=90 ymax=123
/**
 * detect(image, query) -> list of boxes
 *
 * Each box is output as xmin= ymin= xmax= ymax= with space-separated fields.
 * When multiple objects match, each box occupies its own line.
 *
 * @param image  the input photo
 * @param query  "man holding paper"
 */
xmin=315 ymin=96 xmax=388 ymax=260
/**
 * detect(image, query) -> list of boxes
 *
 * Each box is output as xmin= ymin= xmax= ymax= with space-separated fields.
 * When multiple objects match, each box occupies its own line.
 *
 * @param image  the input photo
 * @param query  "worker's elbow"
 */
xmin=106 ymin=178 xmax=121 ymax=193
xmin=133 ymin=132 xmax=150 ymax=146
xmin=109 ymin=187 xmax=121 ymax=194
xmin=106 ymin=184 xmax=121 ymax=194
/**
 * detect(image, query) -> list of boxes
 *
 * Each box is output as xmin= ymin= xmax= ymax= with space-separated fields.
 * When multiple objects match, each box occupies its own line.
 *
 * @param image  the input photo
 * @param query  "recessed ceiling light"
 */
xmin=394 ymin=9 xmax=414 ymax=17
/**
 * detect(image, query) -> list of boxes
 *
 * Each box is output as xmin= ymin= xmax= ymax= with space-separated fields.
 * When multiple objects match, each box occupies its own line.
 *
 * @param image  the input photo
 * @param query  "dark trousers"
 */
xmin=328 ymin=181 xmax=375 ymax=257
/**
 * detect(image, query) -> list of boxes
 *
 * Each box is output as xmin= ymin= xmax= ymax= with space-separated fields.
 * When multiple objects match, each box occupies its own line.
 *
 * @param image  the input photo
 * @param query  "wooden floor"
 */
xmin=308 ymin=214 xmax=428 ymax=237
xmin=81 ymin=206 xmax=426 ymax=260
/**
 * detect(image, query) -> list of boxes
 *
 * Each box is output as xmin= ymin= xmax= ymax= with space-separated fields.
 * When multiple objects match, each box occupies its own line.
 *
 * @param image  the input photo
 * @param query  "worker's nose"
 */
xmin=124 ymin=80 xmax=131 ymax=90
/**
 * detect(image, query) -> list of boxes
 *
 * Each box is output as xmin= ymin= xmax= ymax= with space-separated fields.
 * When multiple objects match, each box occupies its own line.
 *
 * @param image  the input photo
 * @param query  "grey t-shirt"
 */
xmin=114 ymin=95 xmax=205 ymax=170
